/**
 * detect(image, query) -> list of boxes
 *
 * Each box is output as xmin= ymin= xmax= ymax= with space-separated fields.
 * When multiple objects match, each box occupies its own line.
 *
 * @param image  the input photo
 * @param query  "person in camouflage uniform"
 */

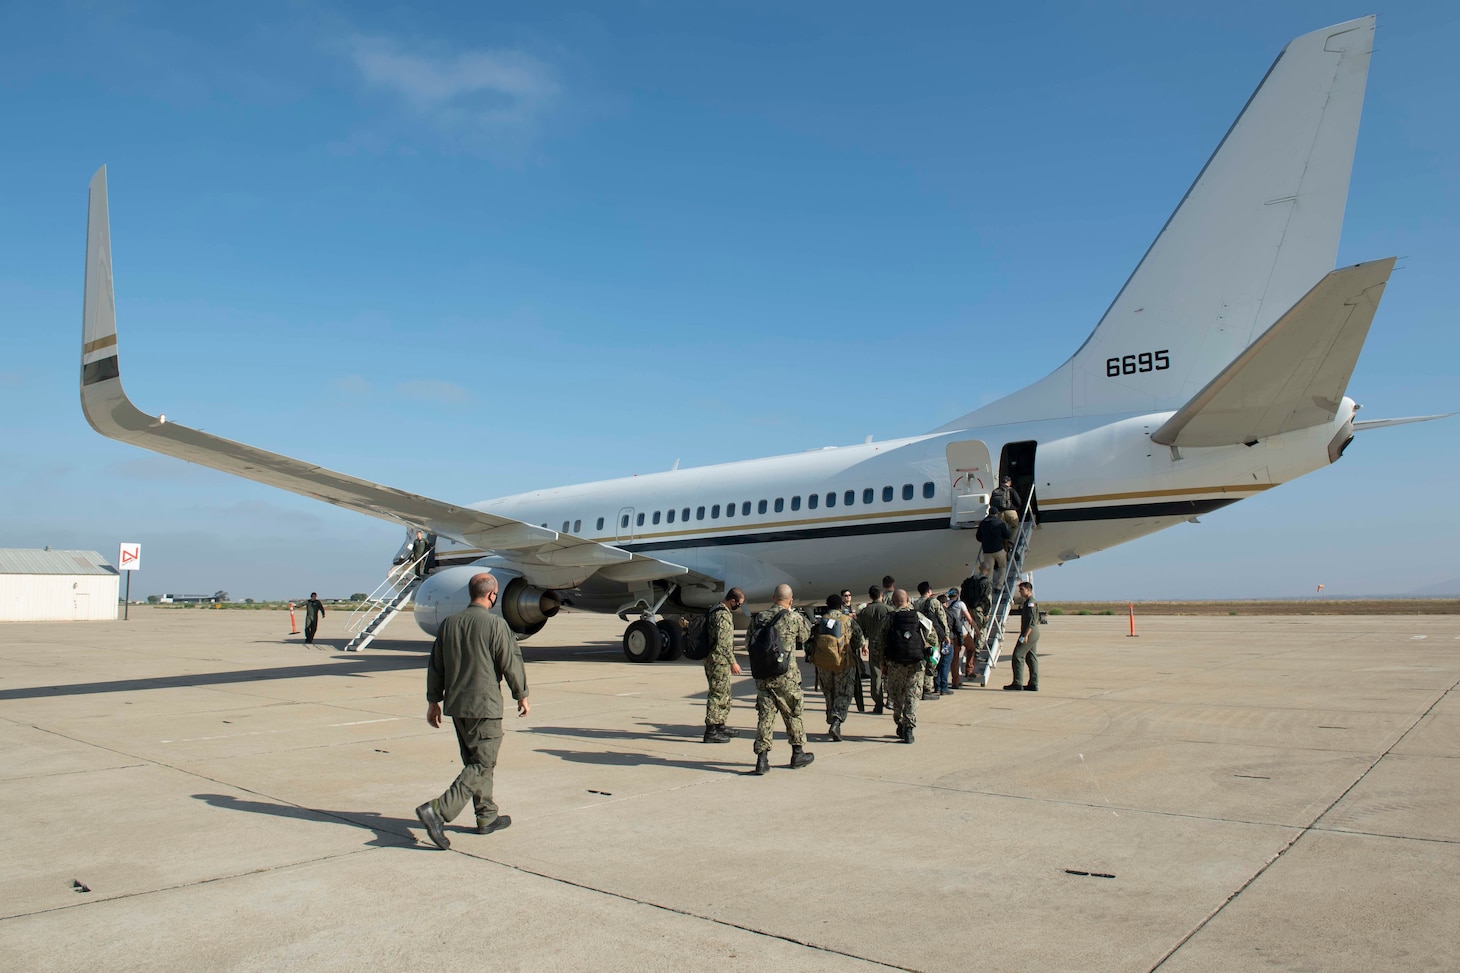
xmin=881 ymin=589 xmax=934 ymax=744
xmin=856 ymin=584 xmax=890 ymax=715
xmin=747 ymin=584 xmax=814 ymax=775
xmin=915 ymin=581 xmax=950 ymax=699
xmin=703 ymin=587 xmax=745 ymax=744
xmin=880 ymin=575 xmax=897 ymax=605
xmin=809 ymin=594 xmax=866 ymax=742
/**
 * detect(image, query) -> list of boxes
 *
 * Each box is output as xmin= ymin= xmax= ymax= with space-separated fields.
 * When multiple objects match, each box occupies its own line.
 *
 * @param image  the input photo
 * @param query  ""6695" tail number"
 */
xmin=1106 ymin=350 xmax=1169 ymax=377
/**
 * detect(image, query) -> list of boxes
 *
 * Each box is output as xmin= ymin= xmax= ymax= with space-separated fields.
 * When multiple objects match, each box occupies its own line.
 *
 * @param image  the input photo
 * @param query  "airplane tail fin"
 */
xmin=939 ymin=16 xmax=1376 ymax=430
xmin=81 ymin=167 xmax=123 ymax=399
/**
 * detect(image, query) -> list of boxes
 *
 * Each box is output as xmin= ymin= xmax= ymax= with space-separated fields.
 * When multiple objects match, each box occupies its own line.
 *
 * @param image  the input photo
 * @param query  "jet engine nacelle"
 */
xmin=413 ymin=565 xmax=562 ymax=639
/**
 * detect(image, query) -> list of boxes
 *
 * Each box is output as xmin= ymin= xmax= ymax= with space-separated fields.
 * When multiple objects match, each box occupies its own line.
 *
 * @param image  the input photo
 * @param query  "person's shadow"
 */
xmin=534 ymin=748 xmax=754 ymax=776
xmin=193 ymin=793 xmax=432 ymax=848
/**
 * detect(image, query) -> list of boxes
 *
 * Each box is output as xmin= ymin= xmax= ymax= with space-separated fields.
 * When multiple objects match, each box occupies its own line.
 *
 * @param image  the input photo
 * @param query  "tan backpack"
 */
xmin=810 ymin=613 xmax=852 ymax=671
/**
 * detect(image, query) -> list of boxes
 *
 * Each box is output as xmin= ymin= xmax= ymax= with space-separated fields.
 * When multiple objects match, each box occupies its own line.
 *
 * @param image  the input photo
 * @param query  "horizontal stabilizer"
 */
xmin=1353 ymin=414 xmax=1455 ymax=432
xmin=79 ymin=167 xmax=698 ymax=591
xmin=1151 ymin=258 xmax=1395 ymax=447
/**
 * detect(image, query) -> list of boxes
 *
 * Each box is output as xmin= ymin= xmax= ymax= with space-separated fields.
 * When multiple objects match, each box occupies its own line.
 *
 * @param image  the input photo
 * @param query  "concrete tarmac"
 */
xmin=0 ymin=607 xmax=1455 ymax=971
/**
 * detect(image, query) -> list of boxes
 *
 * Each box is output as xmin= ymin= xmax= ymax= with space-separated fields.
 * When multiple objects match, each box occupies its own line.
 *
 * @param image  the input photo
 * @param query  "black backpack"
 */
xmin=747 ymin=610 xmax=792 ymax=679
xmin=683 ymin=605 xmax=726 ymax=662
xmin=885 ymin=611 xmax=927 ymax=663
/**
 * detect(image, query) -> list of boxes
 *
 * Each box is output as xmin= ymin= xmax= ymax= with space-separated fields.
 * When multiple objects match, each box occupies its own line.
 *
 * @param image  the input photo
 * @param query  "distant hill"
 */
xmin=1408 ymin=578 xmax=1460 ymax=597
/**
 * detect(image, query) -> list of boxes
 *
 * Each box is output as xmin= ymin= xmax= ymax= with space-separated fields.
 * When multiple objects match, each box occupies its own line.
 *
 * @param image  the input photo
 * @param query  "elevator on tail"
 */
xmin=79 ymin=16 xmax=1446 ymax=660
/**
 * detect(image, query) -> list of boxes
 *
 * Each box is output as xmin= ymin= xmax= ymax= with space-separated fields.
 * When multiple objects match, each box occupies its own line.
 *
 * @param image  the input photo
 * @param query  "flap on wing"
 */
xmin=78 ymin=167 xmax=698 ymax=592
xmin=1151 ymin=258 xmax=1395 ymax=447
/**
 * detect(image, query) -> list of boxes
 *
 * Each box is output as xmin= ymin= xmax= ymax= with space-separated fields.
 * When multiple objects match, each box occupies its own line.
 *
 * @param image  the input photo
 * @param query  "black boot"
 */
xmin=753 ymin=752 xmax=770 ymax=775
xmin=718 ymin=724 xmax=739 ymax=738
xmin=872 ymin=702 xmax=884 ymax=716
xmin=1003 ymin=683 xmax=1023 ymax=691
xmin=1025 ymin=683 xmax=1038 ymax=692
xmin=704 ymin=725 xmax=732 ymax=744
xmin=789 ymin=746 xmax=815 ymax=769
xmin=904 ymin=726 xmax=915 ymax=745
xmin=828 ymin=720 xmax=842 ymax=742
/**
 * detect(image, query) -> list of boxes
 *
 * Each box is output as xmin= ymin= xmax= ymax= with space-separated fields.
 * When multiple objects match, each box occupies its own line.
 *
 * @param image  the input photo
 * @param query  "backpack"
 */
xmin=885 ymin=611 xmax=927 ymax=664
xmin=747 ymin=610 xmax=792 ymax=679
xmin=683 ymin=605 xmax=725 ymax=662
xmin=809 ymin=614 xmax=851 ymax=671
xmin=917 ymin=597 xmax=949 ymax=645
xmin=961 ymin=574 xmax=992 ymax=613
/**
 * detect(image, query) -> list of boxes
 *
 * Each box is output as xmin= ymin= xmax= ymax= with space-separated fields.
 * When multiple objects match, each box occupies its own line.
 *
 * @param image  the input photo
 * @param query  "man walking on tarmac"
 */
xmin=882 ymin=589 xmax=935 ymax=744
xmin=415 ymin=573 xmax=529 ymax=850
xmin=747 ymin=584 xmax=814 ymax=775
xmin=303 ymin=592 xmax=326 ymax=645
xmin=703 ymin=587 xmax=745 ymax=743
xmin=809 ymin=593 xmax=866 ymax=742
xmin=915 ymin=581 xmax=950 ymax=699
xmin=856 ymin=584 xmax=890 ymax=715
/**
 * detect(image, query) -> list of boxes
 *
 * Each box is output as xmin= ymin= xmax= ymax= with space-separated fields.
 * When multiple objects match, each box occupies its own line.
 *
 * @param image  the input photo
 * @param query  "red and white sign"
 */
xmin=118 ymin=543 xmax=141 ymax=572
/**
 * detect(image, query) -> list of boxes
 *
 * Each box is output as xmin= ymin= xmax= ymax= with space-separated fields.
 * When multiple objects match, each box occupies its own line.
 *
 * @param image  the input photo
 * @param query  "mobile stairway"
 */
xmin=343 ymin=551 xmax=428 ymax=652
xmin=974 ymin=490 xmax=1036 ymax=687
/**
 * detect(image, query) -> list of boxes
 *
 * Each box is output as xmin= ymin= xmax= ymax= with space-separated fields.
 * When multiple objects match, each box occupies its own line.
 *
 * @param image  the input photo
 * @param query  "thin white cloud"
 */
xmin=397 ymin=379 xmax=472 ymax=405
xmin=346 ymin=34 xmax=559 ymax=150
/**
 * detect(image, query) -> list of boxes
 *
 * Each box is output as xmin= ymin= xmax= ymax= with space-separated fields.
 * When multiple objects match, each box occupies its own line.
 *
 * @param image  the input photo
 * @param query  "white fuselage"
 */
xmin=431 ymin=400 xmax=1354 ymax=610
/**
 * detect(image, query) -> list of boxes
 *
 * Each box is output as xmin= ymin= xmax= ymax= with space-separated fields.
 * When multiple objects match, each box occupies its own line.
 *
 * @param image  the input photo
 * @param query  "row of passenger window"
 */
xmin=554 ymin=481 xmax=937 ymax=534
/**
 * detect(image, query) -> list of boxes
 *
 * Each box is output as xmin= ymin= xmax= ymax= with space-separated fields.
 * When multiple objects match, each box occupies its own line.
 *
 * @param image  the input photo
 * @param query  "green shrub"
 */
xmin=1047 ymin=607 xmax=1064 ymax=616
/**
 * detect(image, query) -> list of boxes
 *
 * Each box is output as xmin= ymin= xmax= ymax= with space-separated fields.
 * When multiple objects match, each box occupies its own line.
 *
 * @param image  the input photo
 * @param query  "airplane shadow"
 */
xmin=192 ymin=792 xmax=430 ymax=849
xmin=0 ymin=653 xmax=428 ymax=702
xmin=533 ymin=748 xmax=750 ymax=776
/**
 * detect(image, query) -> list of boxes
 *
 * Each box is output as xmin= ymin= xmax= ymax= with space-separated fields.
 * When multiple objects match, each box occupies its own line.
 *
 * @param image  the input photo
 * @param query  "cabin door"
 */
xmin=945 ymin=440 xmax=993 ymax=528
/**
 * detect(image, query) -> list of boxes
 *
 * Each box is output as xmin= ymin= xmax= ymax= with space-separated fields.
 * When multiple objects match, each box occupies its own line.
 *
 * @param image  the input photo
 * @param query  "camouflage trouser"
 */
xmin=867 ymin=642 xmax=885 ymax=706
xmin=819 ymin=666 xmax=856 ymax=726
xmin=705 ymin=659 xmax=733 ymax=726
xmin=885 ymin=661 xmax=923 ymax=730
xmin=754 ymin=668 xmax=806 ymax=754
xmin=923 ymin=654 xmax=937 ymax=694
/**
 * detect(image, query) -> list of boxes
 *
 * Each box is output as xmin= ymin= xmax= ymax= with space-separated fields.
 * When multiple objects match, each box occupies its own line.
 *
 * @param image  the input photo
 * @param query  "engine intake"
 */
xmin=413 ymin=564 xmax=561 ymax=639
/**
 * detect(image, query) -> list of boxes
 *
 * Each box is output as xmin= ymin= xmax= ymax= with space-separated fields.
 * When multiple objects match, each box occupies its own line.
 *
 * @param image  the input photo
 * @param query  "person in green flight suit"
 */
xmin=414 ymin=573 xmax=529 ymax=850
xmin=303 ymin=592 xmax=325 ymax=645
xmin=855 ymin=584 xmax=891 ymax=715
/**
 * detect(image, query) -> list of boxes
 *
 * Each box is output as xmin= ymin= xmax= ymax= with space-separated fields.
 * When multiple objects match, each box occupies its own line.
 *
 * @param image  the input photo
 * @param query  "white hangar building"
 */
xmin=0 ymin=549 xmax=120 ymax=622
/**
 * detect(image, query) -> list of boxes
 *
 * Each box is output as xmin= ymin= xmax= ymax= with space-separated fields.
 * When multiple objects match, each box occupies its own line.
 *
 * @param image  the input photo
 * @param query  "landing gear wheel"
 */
xmin=656 ymin=619 xmax=685 ymax=661
xmin=623 ymin=619 xmax=661 ymax=664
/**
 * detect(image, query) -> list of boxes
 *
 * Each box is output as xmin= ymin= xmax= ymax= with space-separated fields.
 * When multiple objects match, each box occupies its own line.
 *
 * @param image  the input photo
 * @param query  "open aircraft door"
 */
xmin=946 ymin=440 xmax=993 ymax=528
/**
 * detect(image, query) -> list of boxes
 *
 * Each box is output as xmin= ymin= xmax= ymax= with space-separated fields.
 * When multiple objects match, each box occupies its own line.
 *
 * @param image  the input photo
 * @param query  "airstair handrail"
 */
xmin=345 ymin=551 xmax=428 ymax=634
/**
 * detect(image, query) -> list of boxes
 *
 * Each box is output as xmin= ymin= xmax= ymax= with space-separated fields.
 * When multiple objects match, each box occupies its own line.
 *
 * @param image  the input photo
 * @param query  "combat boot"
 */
xmin=789 ymin=746 xmax=815 ymax=769
xmin=871 ymin=702 xmax=884 ymax=716
xmin=718 ymin=723 xmax=739 ymax=738
xmin=753 ymin=752 xmax=770 ymax=775
xmin=828 ymin=719 xmax=842 ymax=742
xmin=904 ymin=726 xmax=915 ymax=745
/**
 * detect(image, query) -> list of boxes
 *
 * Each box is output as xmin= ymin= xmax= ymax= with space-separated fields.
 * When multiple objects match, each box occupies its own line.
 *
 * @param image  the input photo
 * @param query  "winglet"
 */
xmin=81 ymin=166 xmax=122 ymax=397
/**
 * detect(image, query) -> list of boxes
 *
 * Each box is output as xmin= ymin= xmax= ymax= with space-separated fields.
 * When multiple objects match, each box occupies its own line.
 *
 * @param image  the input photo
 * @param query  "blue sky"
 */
xmin=2 ymin=1 xmax=1456 ymax=602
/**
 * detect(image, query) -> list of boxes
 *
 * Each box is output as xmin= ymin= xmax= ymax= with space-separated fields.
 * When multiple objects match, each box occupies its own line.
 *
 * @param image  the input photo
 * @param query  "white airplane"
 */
xmin=80 ymin=16 xmax=1445 ymax=661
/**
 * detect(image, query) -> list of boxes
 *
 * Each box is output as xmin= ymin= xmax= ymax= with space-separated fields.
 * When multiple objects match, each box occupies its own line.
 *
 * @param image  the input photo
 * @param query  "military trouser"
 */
xmin=704 ymin=659 xmax=733 ymax=727
xmin=923 ymin=653 xmax=937 ymax=694
xmin=754 ymin=668 xmax=806 ymax=754
xmin=885 ymin=661 xmax=923 ymax=731
xmin=304 ymin=618 xmax=319 ymax=643
xmin=980 ymin=549 xmax=1008 ymax=590
xmin=1011 ymin=637 xmax=1039 ymax=687
xmin=868 ymin=642 xmax=885 ymax=707
xmin=819 ymin=666 xmax=856 ymax=726
xmin=433 ymin=717 xmax=503 ymax=829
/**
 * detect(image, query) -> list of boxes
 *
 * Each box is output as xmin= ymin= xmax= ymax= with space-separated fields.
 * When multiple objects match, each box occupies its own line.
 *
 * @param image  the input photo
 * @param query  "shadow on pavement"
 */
xmin=525 ymin=722 xmax=709 ymax=744
xmin=192 ymin=793 xmax=427 ymax=849
xmin=0 ymin=654 xmax=427 ymax=701
xmin=533 ymin=748 xmax=748 ymax=775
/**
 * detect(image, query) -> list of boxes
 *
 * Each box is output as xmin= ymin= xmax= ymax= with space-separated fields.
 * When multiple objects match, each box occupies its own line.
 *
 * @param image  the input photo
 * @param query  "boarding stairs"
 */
xmin=975 ymin=489 xmax=1036 ymax=687
xmin=343 ymin=552 xmax=428 ymax=652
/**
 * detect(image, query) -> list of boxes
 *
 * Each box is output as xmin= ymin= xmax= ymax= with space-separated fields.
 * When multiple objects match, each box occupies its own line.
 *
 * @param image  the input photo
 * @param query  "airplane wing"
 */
xmin=1151 ymin=258 xmax=1395 ymax=447
xmin=80 ymin=167 xmax=696 ymax=590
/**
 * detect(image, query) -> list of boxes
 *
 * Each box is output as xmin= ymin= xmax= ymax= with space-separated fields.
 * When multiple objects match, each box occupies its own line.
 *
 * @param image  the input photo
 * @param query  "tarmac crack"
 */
xmin=447 ymin=845 xmax=924 ymax=972
xmin=1145 ymin=675 xmax=1460 ymax=972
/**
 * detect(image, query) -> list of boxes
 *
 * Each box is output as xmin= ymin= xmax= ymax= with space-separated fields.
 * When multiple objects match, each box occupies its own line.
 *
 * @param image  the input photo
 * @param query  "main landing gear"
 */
xmin=618 ymin=586 xmax=685 ymax=664
xmin=620 ymin=616 xmax=686 ymax=663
